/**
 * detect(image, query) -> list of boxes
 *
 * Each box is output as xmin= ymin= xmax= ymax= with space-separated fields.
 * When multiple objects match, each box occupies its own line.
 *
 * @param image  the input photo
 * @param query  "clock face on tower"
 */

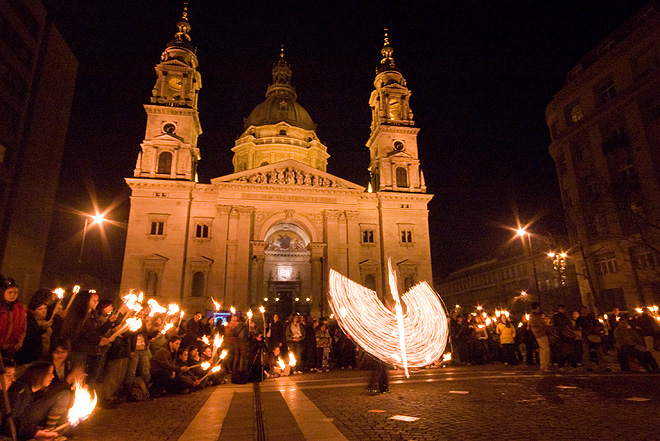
xmin=167 ymin=75 xmax=183 ymax=90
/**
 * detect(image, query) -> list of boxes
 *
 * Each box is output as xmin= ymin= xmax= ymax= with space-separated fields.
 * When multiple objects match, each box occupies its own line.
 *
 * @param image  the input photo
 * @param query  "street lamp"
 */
xmin=77 ymin=212 xmax=105 ymax=281
xmin=516 ymin=227 xmax=540 ymax=298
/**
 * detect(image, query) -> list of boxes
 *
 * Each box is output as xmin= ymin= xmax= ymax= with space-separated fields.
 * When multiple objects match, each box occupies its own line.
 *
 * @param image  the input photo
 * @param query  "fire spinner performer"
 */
xmin=327 ymin=259 xmax=449 ymax=391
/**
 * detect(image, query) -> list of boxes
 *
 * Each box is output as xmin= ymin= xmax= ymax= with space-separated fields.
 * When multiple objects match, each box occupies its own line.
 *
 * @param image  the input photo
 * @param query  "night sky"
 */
xmin=40 ymin=0 xmax=648 ymax=293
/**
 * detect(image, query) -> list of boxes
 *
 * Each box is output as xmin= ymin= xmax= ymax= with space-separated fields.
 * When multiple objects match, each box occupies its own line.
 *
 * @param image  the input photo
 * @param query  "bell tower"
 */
xmin=366 ymin=31 xmax=425 ymax=193
xmin=133 ymin=5 xmax=202 ymax=181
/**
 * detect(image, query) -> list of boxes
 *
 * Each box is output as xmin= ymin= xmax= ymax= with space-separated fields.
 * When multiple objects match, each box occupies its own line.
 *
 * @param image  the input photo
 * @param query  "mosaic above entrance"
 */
xmin=266 ymin=229 xmax=307 ymax=251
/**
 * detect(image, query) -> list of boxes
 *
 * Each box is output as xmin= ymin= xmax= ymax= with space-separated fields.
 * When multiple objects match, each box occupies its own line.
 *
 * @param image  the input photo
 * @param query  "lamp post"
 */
xmin=77 ymin=213 xmax=105 ymax=281
xmin=516 ymin=228 xmax=540 ymax=300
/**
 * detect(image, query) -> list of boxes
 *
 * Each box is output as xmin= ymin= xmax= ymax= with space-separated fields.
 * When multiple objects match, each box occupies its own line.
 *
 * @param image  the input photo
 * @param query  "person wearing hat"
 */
xmin=0 ymin=276 xmax=27 ymax=359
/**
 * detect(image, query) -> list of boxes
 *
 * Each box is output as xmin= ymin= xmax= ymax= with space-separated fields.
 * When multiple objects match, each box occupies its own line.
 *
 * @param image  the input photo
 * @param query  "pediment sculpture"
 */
xmin=234 ymin=166 xmax=345 ymax=188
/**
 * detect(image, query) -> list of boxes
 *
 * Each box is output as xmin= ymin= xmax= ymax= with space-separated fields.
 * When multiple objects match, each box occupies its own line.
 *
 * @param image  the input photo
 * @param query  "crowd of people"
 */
xmin=448 ymin=301 xmax=660 ymax=374
xmin=2 ymin=273 xmax=659 ymax=440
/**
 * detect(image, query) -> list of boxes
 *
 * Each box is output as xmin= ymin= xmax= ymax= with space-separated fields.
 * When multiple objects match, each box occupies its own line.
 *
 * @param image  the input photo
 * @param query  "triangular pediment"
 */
xmin=211 ymin=159 xmax=365 ymax=190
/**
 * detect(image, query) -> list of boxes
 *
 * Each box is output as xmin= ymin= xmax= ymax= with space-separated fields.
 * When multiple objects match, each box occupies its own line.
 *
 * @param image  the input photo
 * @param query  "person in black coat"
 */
xmin=15 ymin=290 xmax=52 ymax=366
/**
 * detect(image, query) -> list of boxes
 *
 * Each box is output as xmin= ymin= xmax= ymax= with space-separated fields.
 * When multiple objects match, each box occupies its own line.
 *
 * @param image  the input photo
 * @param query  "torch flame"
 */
xmin=147 ymin=299 xmax=167 ymax=316
xmin=443 ymin=352 xmax=452 ymax=362
xmin=247 ymin=309 xmax=253 ymax=320
xmin=277 ymin=357 xmax=286 ymax=370
xmin=211 ymin=365 xmax=222 ymax=374
xmin=137 ymin=292 xmax=144 ymax=303
xmin=213 ymin=334 xmax=223 ymax=349
xmin=126 ymin=317 xmax=142 ymax=332
xmin=67 ymin=379 xmax=97 ymax=427
xmin=73 ymin=285 xmax=81 ymax=294
xmin=211 ymin=297 xmax=221 ymax=311
xmin=288 ymin=351 xmax=297 ymax=367
xmin=161 ymin=322 xmax=174 ymax=335
xmin=259 ymin=306 xmax=265 ymax=314
xmin=201 ymin=336 xmax=210 ymax=345
xmin=219 ymin=349 xmax=228 ymax=359
xmin=167 ymin=303 xmax=180 ymax=316
xmin=230 ymin=306 xmax=236 ymax=314
xmin=53 ymin=288 xmax=65 ymax=299
xmin=201 ymin=361 xmax=210 ymax=371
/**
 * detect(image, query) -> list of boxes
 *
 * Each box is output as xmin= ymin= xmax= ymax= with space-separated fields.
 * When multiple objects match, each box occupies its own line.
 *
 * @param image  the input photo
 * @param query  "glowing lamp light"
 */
xmin=547 ymin=252 xmax=555 ymax=258
xmin=295 ymin=298 xmax=300 ymax=302
xmin=327 ymin=260 xmax=449 ymax=377
xmin=455 ymin=304 xmax=460 ymax=309
xmin=264 ymin=297 xmax=269 ymax=302
xmin=476 ymin=306 xmax=483 ymax=311
xmin=306 ymin=298 xmax=311 ymax=302
xmin=92 ymin=213 xmax=105 ymax=225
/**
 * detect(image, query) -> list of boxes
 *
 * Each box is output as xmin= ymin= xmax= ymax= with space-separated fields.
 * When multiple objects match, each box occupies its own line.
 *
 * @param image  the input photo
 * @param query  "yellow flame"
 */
xmin=230 ymin=306 xmax=236 ymax=314
xmin=126 ymin=317 xmax=142 ymax=332
xmin=167 ymin=303 xmax=180 ymax=315
xmin=53 ymin=288 xmax=65 ymax=299
xmin=259 ymin=306 xmax=265 ymax=314
xmin=201 ymin=336 xmax=210 ymax=345
xmin=443 ymin=352 xmax=452 ymax=362
xmin=277 ymin=357 xmax=286 ymax=370
xmin=213 ymin=334 xmax=223 ymax=348
xmin=201 ymin=361 xmax=210 ymax=371
xmin=67 ymin=379 xmax=97 ymax=427
xmin=247 ymin=309 xmax=253 ymax=320
xmin=288 ymin=351 xmax=296 ymax=367
xmin=211 ymin=297 xmax=221 ymax=311
xmin=73 ymin=285 xmax=81 ymax=294
xmin=219 ymin=349 xmax=228 ymax=359
xmin=147 ymin=299 xmax=167 ymax=316
xmin=161 ymin=322 xmax=174 ymax=335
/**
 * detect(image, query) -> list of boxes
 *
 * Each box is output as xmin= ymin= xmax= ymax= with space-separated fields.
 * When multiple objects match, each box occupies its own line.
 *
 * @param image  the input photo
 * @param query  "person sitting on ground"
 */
xmin=199 ymin=345 xmax=225 ymax=385
xmin=4 ymin=361 xmax=71 ymax=440
xmin=614 ymin=317 xmax=659 ymax=372
xmin=265 ymin=346 xmax=291 ymax=378
xmin=150 ymin=335 xmax=191 ymax=396
xmin=175 ymin=348 xmax=200 ymax=391
xmin=43 ymin=338 xmax=84 ymax=395
xmin=0 ymin=359 xmax=16 ymax=441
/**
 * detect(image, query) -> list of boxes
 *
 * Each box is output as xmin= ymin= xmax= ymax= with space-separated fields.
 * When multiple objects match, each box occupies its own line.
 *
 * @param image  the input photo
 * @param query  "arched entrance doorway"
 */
xmin=262 ymin=222 xmax=311 ymax=318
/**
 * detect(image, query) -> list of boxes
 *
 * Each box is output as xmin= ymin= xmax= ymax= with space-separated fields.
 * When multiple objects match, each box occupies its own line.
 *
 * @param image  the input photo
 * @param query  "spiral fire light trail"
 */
xmin=328 ymin=260 xmax=449 ymax=377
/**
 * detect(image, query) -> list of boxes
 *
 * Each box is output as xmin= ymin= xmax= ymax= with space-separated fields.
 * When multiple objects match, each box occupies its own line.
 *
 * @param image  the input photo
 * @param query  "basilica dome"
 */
xmin=245 ymin=95 xmax=315 ymax=131
xmin=244 ymin=52 xmax=316 ymax=131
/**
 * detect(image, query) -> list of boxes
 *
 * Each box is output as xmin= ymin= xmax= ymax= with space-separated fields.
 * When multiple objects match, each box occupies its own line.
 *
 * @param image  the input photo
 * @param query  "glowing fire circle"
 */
xmin=328 ymin=262 xmax=449 ymax=376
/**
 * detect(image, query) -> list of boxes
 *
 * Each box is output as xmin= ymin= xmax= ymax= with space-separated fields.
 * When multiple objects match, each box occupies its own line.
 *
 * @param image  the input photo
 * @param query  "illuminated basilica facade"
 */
xmin=119 ymin=12 xmax=433 ymax=316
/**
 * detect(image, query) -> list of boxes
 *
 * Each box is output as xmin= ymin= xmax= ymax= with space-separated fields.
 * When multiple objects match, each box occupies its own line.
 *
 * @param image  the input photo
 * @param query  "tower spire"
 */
xmin=378 ymin=28 xmax=398 ymax=73
xmin=168 ymin=2 xmax=195 ymax=52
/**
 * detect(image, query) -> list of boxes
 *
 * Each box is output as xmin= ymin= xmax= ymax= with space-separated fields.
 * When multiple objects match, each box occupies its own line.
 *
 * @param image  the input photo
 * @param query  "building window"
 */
xmin=157 ymin=152 xmax=173 ymax=174
xmin=568 ymin=103 xmax=584 ymax=123
xmin=401 ymin=230 xmax=413 ymax=243
xmin=396 ymin=167 xmax=408 ymax=188
xmin=279 ymin=129 xmax=287 ymax=136
xmin=597 ymin=79 xmax=616 ymax=103
xmin=362 ymin=230 xmax=374 ymax=243
xmin=195 ymin=224 xmax=210 ymax=238
xmin=191 ymin=271 xmax=205 ymax=297
xmin=364 ymin=274 xmax=376 ymax=291
xmin=602 ymin=125 xmax=629 ymax=154
xmin=150 ymin=221 xmax=165 ymax=236
xmin=632 ymin=248 xmax=660 ymax=269
xmin=595 ymin=252 xmax=618 ymax=275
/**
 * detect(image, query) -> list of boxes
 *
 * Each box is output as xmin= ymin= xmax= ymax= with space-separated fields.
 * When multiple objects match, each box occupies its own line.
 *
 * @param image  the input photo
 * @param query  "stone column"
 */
xmin=309 ymin=242 xmax=326 ymax=316
xmin=251 ymin=240 xmax=267 ymax=307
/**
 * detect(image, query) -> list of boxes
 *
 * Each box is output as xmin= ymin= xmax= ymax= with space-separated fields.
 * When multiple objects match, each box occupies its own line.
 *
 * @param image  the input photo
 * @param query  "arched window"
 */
xmin=157 ymin=152 xmax=173 ymax=174
xmin=146 ymin=271 xmax=159 ymax=296
xmin=364 ymin=274 xmax=376 ymax=291
xmin=191 ymin=271 xmax=205 ymax=297
xmin=260 ymin=161 xmax=269 ymax=167
xmin=396 ymin=167 xmax=408 ymax=188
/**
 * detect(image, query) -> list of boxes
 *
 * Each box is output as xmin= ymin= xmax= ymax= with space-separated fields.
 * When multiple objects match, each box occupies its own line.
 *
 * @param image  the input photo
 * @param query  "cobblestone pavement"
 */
xmin=66 ymin=365 xmax=660 ymax=441
xmin=298 ymin=366 xmax=660 ymax=441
